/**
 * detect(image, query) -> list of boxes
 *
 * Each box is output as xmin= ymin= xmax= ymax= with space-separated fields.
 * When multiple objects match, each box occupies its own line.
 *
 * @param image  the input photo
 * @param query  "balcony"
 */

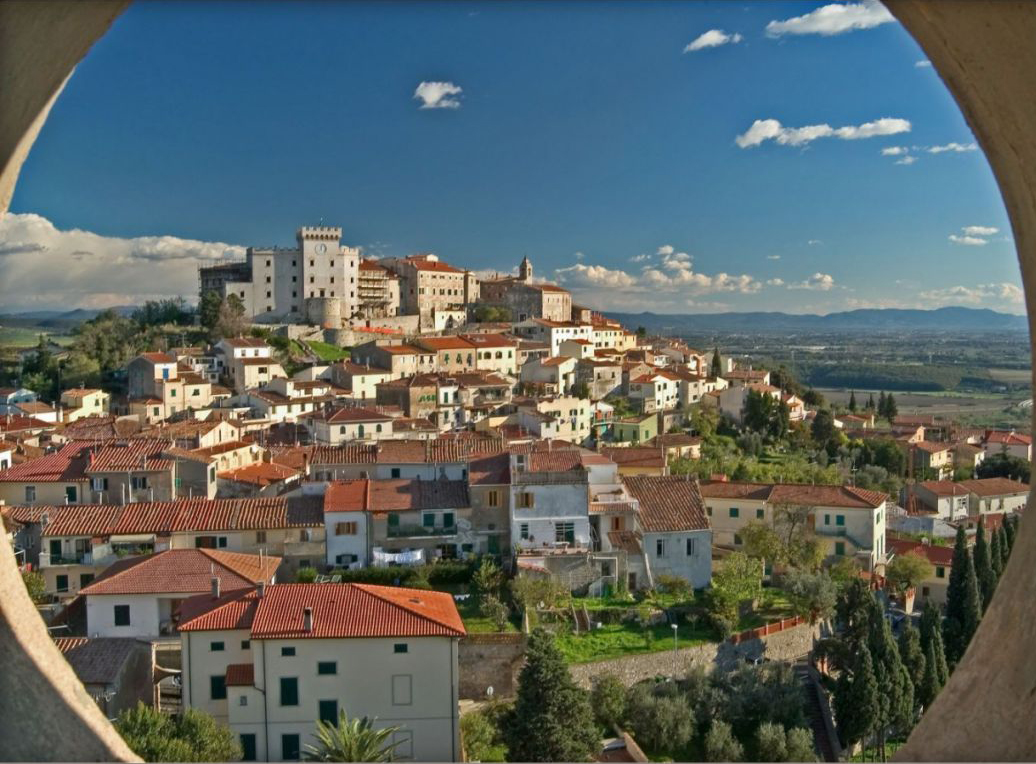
xmin=387 ymin=524 xmax=457 ymax=538
xmin=40 ymin=553 xmax=89 ymax=567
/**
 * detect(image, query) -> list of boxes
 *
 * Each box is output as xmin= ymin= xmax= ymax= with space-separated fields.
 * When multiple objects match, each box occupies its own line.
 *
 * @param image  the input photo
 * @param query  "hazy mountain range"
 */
xmin=606 ymin=307 xmax=1029 ymax=335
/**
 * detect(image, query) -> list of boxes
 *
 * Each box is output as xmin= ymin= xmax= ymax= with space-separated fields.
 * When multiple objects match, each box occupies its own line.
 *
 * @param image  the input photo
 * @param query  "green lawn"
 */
xmin=456 ymin=597 xmax=520 ymax=634
xmin=307 ymin=340 xmax=350 ymax=362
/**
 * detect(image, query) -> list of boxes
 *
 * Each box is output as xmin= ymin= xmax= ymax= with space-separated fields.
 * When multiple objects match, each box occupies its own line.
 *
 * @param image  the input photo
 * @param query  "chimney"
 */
xmin=211 ymin=576 xmax=221 ymax=599
xmin=257 ymin=580 xmax=266 ymax=598
xmin=303 ymin=607 xmax=314 ymax=633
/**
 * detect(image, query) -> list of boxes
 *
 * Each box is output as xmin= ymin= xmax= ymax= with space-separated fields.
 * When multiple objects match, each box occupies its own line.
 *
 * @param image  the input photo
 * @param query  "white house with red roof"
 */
xmin=81 ymin=548 xmax=279 ymax=639
xmin=178 ymin=583 xmax=464 ymax=762
xmin=627 ymin=370 xmax=681 ymax=413
xmin=887 ymin=535 xmax=955 ymax=608
xmin=982 ymin=429 xmax=1033 ymax=461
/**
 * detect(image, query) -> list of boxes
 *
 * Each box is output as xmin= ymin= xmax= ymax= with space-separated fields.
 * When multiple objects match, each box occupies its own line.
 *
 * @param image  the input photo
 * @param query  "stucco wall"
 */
xmin=457 ymin=633 xmax=526 ymax=699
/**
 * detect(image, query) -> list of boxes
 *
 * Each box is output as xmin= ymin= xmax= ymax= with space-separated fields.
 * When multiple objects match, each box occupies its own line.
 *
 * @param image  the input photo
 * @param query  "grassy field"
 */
xmin=0 ymin=327 xmax=74 ymax=347
xmin=817 ymin=387 xmax=1031 ymax=429
xmin=456 ymin=597 xmax=520 ymax=634
xmin=307 ymin=340 xmax=350 ymax=362
xmin=554 ymin=588 xmax=797 ymax=664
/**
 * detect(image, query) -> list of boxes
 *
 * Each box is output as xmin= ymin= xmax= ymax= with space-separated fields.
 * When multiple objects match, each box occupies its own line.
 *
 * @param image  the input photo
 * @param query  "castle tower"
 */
xmin=518 ymin=255 xmax=532 ymax=282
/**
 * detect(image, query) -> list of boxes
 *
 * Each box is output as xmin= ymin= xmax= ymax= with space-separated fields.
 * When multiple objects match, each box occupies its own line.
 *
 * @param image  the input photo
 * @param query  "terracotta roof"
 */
xmin=225 ymin=663 xmax=255 ymax=686
xmin=177 ymin=587 xmax=263 ymax=632
xmin=913 ymin=440 xmax=952 ymax=454
xmin=87 ymin=440 xmax=173 ymax=472
xmin=222 ymin=337 xmax=269 ymax=348
xmin=468 ymin=454 xmax=510 ymax=485
xmin=80 ymin=548 xmax=279 ymax=596
xmin=61 ymin=388 xmax=104 ymax=399
xmin=0 ymin=441 xmax=90 ymax=483
xmin=459 ymin=333 xmax=517 ymax=348
xmin=916 ymin=480 xmax=969 ymax=497
xmin=606 ymin=530 xmax=644 ymax=555
xmin=250 ymin=583 xmax=465 ymax=638
xmin=12 ymin=401 xmax=54 ymax=415
xmin=415 ymin=337 xmax=475 ymax=351
xmin=325 ymin=407 xmax=394 ymax=424
xmin=40 ymin=496 xmax=322 ymax=537
xmin=406 ymin=257 xmax=463 ymax=274
xmin=138 ymin=352 xmax=177 ymax=364
xmin=957 ymin=477 xmax=1030 ymax=497
xmin=526 ymin=450 xmax=586 ymax=473
xmin=600 ymin=446 xmax=666 ymax=469
xmin=984 ymin=430 xmax=1032 ymax=445
xmin=335 ymin=361 xmax=392 ymax=376
xmin=768 ymin=484 xmax=886 ymax=509
xmin=621 ymin=476 xmax=710 ymax=532
xmin=377 ymin=344 xmax=423 ymax=355
xmin=53 ymin=637 xmax=142 ymax=685
xmin=219 ymin=462 xmax=300 ymax=486
xmin=310 ymin=439 xmax=506 ymax=466
xmin=0 ymin=414 xmax=55 ymax=432
xmin=324 ymin=478 xmax=469 ymax=514
xmin=887 ymin=536 xmax=954 ymax=567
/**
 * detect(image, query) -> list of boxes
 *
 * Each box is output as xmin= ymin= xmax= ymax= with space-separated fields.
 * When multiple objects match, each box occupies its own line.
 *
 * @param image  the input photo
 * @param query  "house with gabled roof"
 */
xmin=177 ymin=582 xmax=464 ymax=762
xmin=80 ymin=547 xmax=279 ymax=639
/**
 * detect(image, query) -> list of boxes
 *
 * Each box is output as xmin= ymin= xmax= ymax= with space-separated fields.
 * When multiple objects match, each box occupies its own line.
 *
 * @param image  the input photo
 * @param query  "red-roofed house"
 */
xmin=60 ymin=388 xmax=110 ymax=423
xmin=982 ymin=429 xmax=1033 ymax=460
xmin=177 ymin=583 xmax=464 ymax=761
xmin=81 ymin=548 xmax=279 ymax=639
xmin=887 ymin=535 xmax=955 ymax=607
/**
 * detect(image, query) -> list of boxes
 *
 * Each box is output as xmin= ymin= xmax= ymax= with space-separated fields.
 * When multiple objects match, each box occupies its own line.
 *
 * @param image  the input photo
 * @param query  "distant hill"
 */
xmin=0 ymin=306 xmax=137 ymax=322
xmin=606 ymin=307 xmax=1029 ymax=335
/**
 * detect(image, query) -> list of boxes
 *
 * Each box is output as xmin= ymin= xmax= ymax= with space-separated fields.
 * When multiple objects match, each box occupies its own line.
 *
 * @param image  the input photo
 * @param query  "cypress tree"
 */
xmin=898 ymin=623 xmax=926 ymax=711
xmin=866 ymin=597 xmax=910 ymax=756
xmin=998 ymin=524 xmax=1010 ymax=570
xmin=867 ymin=393 xmax=875 ymax=411
xmin=885 ymin=393 xmax=898 ymax=422
xmin=990 ymin=526 xmax=1004 ymax=580
xmin=943 ymin=526 xmax=981 ymax=668
xmin=877 ymin=391 xmax=887 ymax=419
xmin=932 ymin=624 xmax=949 ymax=686
xmin=711 ymin=348 xmax=722 ymax=378
xmin=834 ymin=643 xmax=880 ymax=752
xmin=918 ymin=639 xmax=944 ymax=710
xmin=1004 ymin=515 xmax=1017 ymax=556
xmin=849 ymin=390 xmax=857 ymax=412
xmin=973 ymin=519 xmax=996 ymax=611
xmin=504 ymin=628 xmax=600 ymax=762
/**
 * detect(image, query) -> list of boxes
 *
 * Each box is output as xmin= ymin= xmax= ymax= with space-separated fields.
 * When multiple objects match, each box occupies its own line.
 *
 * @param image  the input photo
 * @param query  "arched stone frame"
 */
xmin=0 ymin=1 xmax=1034 ymax=760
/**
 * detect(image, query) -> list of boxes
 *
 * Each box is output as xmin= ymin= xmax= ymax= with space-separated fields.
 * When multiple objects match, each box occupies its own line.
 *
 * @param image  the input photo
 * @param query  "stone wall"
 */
xmin=568 ymin=622 xmax=818 ymax=689
xmin=458 ymin=633 xmax=527 ymax=700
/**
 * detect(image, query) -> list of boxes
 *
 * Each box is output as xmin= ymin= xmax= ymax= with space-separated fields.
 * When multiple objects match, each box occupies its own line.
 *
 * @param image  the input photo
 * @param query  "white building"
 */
xmin=178 ymin=582 xmax=465 ymax=762
xmin=80 ymin=548 xmax=279 ymax=639
xmin=200 ymin=226 xmax=361 ymax=326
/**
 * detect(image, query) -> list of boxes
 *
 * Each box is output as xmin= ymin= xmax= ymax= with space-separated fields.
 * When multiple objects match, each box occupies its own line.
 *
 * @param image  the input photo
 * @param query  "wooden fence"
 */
xmin=728 ymin=614 xmax=805 ymax=644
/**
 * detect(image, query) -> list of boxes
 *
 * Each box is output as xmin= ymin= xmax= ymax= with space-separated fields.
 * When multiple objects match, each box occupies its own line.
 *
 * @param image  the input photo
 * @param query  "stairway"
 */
xmin=795 ymin=663 xmax=839 ymax=762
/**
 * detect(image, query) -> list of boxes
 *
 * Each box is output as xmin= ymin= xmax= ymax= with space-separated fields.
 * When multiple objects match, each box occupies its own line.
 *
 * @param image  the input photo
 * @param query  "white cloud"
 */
xmin=765 ymin=0 xmax=894 ymax=37
xmin=881 ymin=146 xmax=908 ymax=156
xmin=788 ymin=272 xmax=837 ymax=291
xmin=767 ymin=278 xmax=786 ymax=286
xmin=927 ymin=141 xmax=977 ymax=154
xmin=736 ymin=117 xmax=910 ymax=148
xmin=948 ymin=234 xmax=988 ymax=246
xmin=573 ymin=251 xmax=585 ymax=261
xmin=0 ymin=212 xmax=245 ymax=310
xmin=684 ymin=29 xmax=743 ymax=52
xmin=630 ymin=253 xmax=652 ymax=263
xmin=807 ymin=239 xmax=823 ymax=246
xmin=767 ymin=255 xmax=781 ymax=260
xmin=554 ymin=245 xmax=762 ymax=309
xmin=963 ymin=226 xmax=999 ymax=237
xmin=920 ymin=283 xmax=1024 ymax=307
xmin=915 ymin=60 xmax=932 ymax=68
xmin=895 ymin=155 xmax=917 ymax=165
xmin=413 ymin=81 xmax=463 ymax=110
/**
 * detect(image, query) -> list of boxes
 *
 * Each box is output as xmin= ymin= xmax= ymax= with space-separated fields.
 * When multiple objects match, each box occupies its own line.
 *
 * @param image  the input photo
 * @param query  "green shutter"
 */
xmin=443 ymin=512 xmax=455 ymax=528
xmin=423 ymin=513 xmax=435 ymax=528
xmin=388 ymin=514 xmax=400 ymax=527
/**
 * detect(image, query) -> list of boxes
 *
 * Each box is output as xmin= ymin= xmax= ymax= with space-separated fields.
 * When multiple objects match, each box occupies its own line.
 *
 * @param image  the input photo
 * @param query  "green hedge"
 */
xmin=328 ymin=559 xmax=479 ymax=587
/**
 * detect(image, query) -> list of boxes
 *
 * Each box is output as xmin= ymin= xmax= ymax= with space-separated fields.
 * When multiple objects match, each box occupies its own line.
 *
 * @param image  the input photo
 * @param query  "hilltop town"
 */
xmin=1 ymin=225 xmax=1028 ymax=762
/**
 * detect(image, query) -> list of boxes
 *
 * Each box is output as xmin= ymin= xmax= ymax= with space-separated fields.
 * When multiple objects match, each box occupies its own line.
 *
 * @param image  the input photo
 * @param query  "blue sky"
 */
xmin=0 ymin=0 xmax=1022 ymax=313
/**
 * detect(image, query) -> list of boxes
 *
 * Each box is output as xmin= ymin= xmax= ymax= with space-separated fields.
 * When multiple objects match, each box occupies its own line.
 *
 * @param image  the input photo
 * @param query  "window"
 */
xmin=656 ymin=538 xmax=667 ymax=557
xmin=555 ymin=522 xmax=575 ymax=544
xmin=488 ymin=490 xmax=499 ymax=507
xmin=91 ymin=477 xmax=109 ymax=492
xmin=280 ymin=677 xmax=299 ymax=706
xmin=25 ymin=486 xmax=36 ymax=502
xmin=210 ymin=675 xmax=227 ymax=700
xmin=394 ymin=643 xmax=408 ymax=654
xmin=335 ymin=521 xmax=358 ymax=535
xmin=729 ymin=507 xmax=739 ymax=519
xmin=756 ymin=509 xmax=764 ymax=519
xmin=319 ymin=699 xmax=338 ymax=724
xmin=519 ymin=523 xmax=529 ymax=540
xmin=256 ymin=530 xmax=266 ymax=544
xmin=240 ymin=734 xmax=256 ymax=762
xmin=706 ymin=506 xmax=713 ymax=517
xmin=824 ymin=514 xmax=831 ymax=526
xmin=210 ymin=641 xmax=225 ymax=652
xmin=391 ymin=467 xmax=401 ymax=479
xmin=835 ymin=542 xmax=846 ymax=557
xmin=114 ymin=604 xmax=130 ymax=626
xmin=392 ymin=674 xmax=413 ymax=705
xmin=518 ymin=492 xmax=534 ymax=508
xmin=686 ymin=538 xmax=696 ymax=556
xmin=392 ymin=731 xmax=413 ymax=761
xmin=130 ymin=476 xmax=148 ymax=490
xmin=936 ymin=566 xmax=946 ymax=578
xmin=55 ymin=574 xmax=68 ymax=593
xmin=79 ymin=573 xmax=94 ymax=588
xmin=281 ymin=646 xmax=296 ymax=657
xmin=282 ymin=734 xmax=301 ymax=761
xmin=836 ymin=515 xmax=845 ymax=526
xmin=241 ymin=640 xmax=250 ymax=650
xmin=317 ymin=661 xmax=337 ymax=675
xmin=443 ymin=511 xmax=455 ymax=528
xmin=876 ymin=512 xmax=882 ymax=525
xmin=733 ymin=534 xmax=743 ymax=546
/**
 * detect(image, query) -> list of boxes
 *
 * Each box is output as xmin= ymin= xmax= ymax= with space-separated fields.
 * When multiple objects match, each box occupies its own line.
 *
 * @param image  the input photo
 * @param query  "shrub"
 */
xmin=654 ymin=574 xmax=692 ymax=599
xmin=590 ymin=673 xmax=627 ymax=730
xmin=624 ymin=682 xmax=695 ymax=754
xmin=295 ymin=566 xmax=317 ymax=583
xmin=461 ymin=711 xmax=498 ymax=762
